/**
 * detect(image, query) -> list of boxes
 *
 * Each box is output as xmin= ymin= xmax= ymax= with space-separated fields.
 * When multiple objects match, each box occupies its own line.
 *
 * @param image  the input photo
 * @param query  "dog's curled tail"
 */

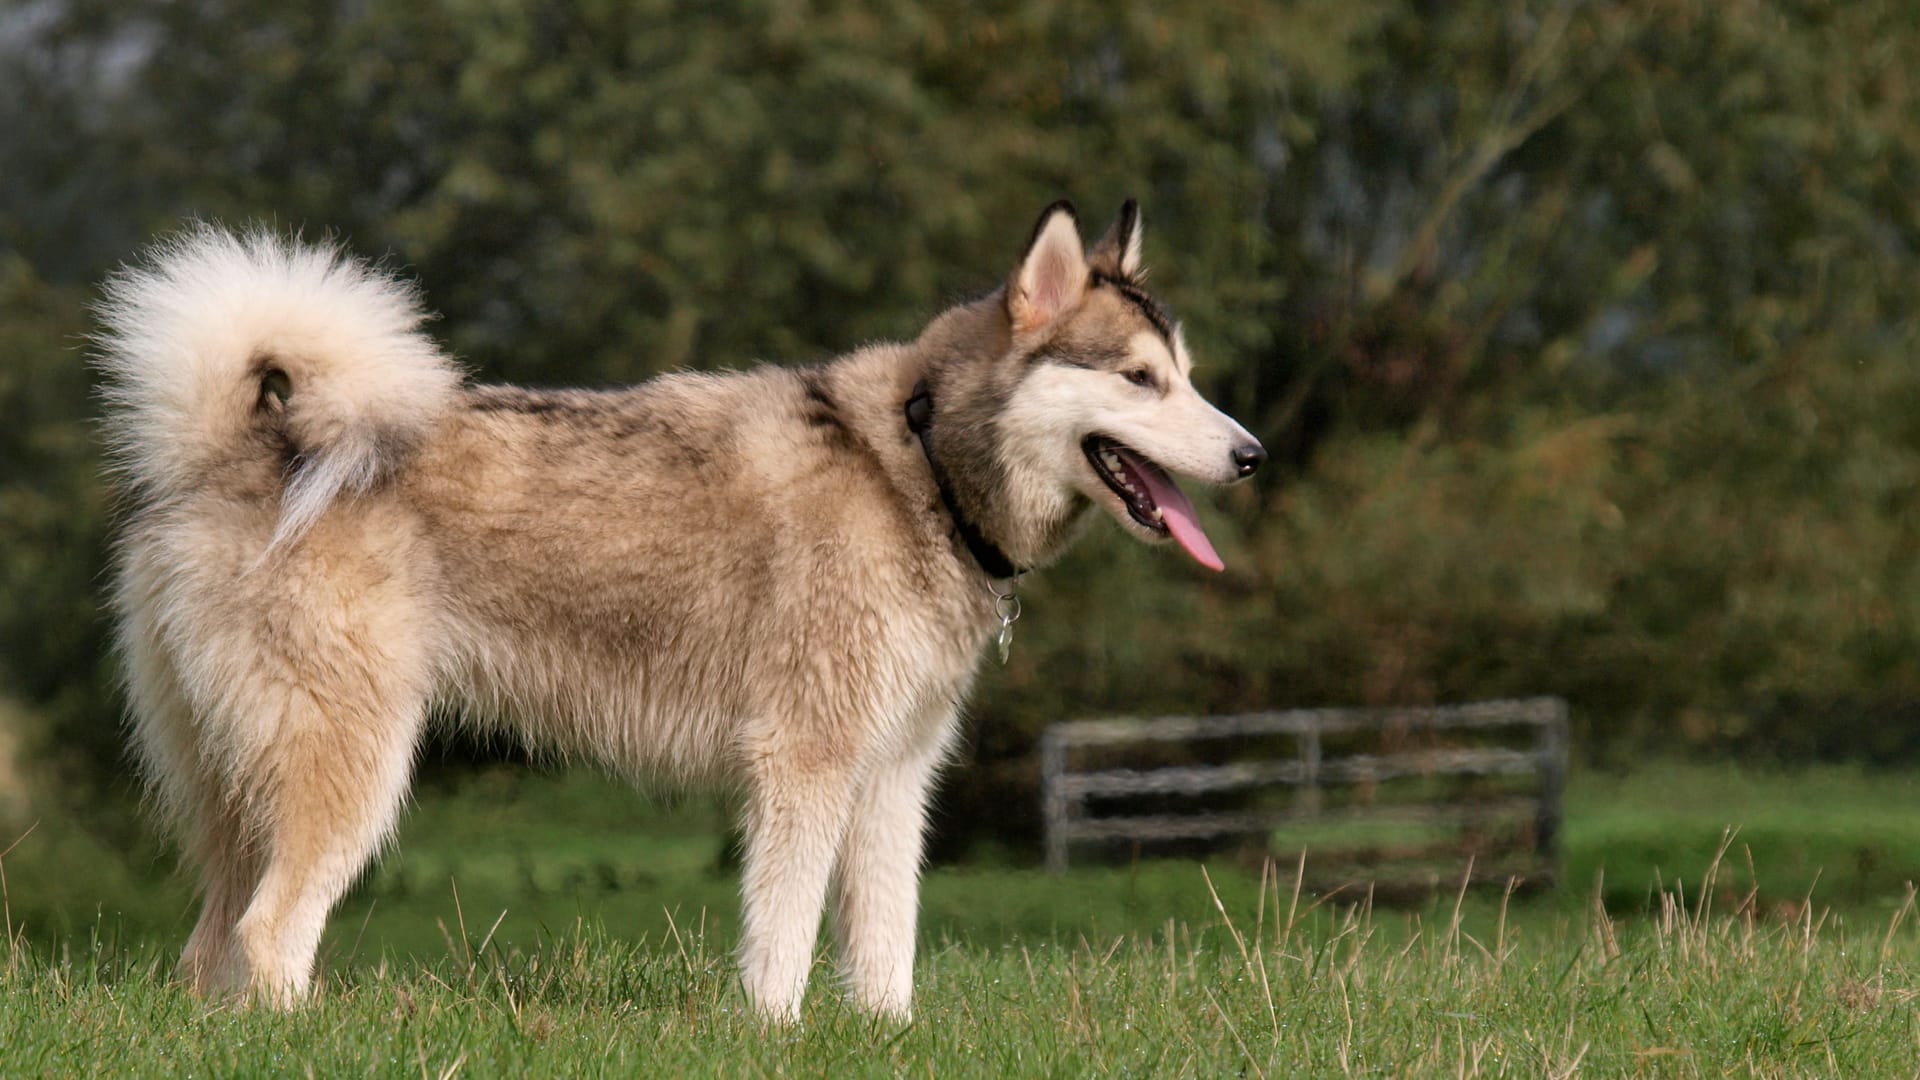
xmin=94 ymin=225 xmax=461 ymax=547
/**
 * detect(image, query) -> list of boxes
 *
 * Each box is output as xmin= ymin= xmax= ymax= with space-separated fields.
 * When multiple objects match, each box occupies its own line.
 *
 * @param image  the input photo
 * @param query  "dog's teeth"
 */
xmin=1151 ymin=508 xmax=1164 ymax=522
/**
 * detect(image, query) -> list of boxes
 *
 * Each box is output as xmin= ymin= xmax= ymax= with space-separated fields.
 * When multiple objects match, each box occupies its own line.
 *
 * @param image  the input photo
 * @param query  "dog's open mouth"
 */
xmin=1082 ymin=435 xmax=1224 ymax=572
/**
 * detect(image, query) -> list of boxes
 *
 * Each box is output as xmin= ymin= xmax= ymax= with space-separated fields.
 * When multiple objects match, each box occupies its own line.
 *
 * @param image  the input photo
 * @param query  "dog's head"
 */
xmin=984 ymin=200 xmax=1265 ymax=571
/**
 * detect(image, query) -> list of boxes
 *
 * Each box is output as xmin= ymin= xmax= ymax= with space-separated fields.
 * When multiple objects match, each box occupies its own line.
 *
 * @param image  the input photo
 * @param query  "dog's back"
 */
xmin=402 ymin=367 xmax=982 ymax=778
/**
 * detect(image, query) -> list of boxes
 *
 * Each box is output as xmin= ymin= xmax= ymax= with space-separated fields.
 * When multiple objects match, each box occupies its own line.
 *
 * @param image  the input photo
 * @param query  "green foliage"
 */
xmin=2 ymin=0 xmax=1918 ymax=848
xmin=19 ymin=0 xmax=1379 ymax=385
xmin=0 ymin=259 xmax=119 ymax=796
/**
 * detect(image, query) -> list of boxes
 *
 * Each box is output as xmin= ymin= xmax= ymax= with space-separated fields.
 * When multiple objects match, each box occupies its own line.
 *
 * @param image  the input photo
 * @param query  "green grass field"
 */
xmin=4 ymin=763 xmax=1919 ymax=1076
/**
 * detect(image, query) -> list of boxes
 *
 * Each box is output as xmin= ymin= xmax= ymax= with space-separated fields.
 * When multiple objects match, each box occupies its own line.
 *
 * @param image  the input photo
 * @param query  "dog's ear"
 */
xmin=1008 ymin=200 xmax=1087 ymax=333
xmin=1088 ymin=198 xmax=1143 ymax=280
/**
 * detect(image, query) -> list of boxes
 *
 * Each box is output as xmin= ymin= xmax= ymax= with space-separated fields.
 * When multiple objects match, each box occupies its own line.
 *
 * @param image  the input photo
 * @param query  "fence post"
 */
xmin=1534 ymin=700 xmax=1568 ymax=880
xmin=1298 ymin=714 xmax=1322 ymax=818
xmin=1042 ymin=727 xmax=1069 ymax=873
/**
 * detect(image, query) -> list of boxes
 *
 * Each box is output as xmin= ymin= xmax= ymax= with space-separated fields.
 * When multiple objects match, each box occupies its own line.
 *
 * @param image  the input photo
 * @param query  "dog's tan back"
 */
xmin=413 ymin=365 xmax=988 ymax=779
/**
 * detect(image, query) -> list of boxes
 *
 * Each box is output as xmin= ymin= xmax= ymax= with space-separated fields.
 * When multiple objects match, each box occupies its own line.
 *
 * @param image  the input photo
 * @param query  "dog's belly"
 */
xmin=420 ymin=516 xmax=984 ymax=785
xmin=437 ymin=617 xmax=752 ymax=782
xmin=422 ymin=512 xmax=776 ymax=781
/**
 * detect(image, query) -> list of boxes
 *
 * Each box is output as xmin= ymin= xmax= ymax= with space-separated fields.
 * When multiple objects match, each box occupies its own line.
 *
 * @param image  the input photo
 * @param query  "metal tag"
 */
xmin=993 ymin=587 xmax=1021 ymax=665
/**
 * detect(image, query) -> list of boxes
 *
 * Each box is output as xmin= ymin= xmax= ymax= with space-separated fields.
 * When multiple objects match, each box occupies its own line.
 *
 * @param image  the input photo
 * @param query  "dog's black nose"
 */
xmin=1232 ymin=442 xmax=1267 ymax=478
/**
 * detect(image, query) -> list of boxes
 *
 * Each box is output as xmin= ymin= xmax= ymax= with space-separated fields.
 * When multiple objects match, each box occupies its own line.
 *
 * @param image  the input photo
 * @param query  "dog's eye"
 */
xmin=1121 ymin=369 xmax=1154 ymax=389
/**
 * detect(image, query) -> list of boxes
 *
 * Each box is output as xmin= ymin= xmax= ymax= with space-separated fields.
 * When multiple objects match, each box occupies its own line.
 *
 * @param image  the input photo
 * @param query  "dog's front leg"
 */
xmin=737 ymin=752 xmax=856 ymax=1021
xmin=830 ymin=737 xmax=946 ymax=1020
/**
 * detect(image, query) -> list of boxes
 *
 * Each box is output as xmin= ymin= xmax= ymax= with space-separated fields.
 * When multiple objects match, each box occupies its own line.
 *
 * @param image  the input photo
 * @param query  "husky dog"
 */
xmin=95 ymin=201 xmax=1264 ymax=1020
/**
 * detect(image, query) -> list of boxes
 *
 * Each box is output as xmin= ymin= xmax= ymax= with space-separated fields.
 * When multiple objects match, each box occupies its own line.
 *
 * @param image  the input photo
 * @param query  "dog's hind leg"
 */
xmin=176 ymin=790 xmax=266 ymax=996
xmin=232 ymin=689 xmax=426 ymax=1008
xmin=829 ymin=730 xmax=948 ymax=1019
xmin=736 ymin=737 xmax=858 ymax=1021
xmin=121 ymin=619 xmax=263 ymax=996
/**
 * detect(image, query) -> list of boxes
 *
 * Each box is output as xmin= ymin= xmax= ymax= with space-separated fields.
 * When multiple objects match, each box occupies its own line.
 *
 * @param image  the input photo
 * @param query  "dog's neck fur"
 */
xmin=904 ymin=378 xmax=1020 ymax=579
xmin=915 ymin=294 xmax=1094 ymax=570
xmin=819 ymin=292 xmax=1093 ymax=585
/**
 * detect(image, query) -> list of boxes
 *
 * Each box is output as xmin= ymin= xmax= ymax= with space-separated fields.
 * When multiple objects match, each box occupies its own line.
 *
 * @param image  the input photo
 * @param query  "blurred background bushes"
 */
xmin=0 ymin=0 xmax=1915 ymax=854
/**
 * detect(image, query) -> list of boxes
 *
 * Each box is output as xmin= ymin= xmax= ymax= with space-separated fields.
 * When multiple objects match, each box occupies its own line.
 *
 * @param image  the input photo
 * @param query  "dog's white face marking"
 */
xmin=1004 ymin=351 xmax=1252 ymax=488
xmin=1000 ymin=323 xmax=1257 ymax=569
xmin=1130 ymin=329 xmax=1193 ymax=382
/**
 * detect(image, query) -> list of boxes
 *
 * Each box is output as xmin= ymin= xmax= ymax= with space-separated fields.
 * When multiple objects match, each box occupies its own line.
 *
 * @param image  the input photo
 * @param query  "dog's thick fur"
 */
xmin=95 ymin=202 xmax=1263 ymax=1019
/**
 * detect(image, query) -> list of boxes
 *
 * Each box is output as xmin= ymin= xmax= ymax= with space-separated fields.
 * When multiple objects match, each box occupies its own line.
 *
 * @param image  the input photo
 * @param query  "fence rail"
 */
xmin=1041 ymin=698 xmax=1569 ymax=881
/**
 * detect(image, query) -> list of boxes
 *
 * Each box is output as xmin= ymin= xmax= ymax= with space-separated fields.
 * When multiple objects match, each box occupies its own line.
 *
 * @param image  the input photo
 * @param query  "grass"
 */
xmin=5 ymin=849 xmax=1918 ymax=1076
xmin=1564 ymin=763 xmax=1920 ymax=912
xmin=2 ymin=762 xmax=1919 ymax=1075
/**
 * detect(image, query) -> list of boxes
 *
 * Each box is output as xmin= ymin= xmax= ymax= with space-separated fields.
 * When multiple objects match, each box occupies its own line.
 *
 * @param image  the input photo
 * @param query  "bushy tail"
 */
xmin=94 ymin=225 xmax=462 ymax=547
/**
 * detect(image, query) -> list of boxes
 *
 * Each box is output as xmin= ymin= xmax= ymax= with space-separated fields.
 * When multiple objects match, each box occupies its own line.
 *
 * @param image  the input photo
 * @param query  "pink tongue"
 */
xmin=1123 ymin=451 xmax=1225 ymax=572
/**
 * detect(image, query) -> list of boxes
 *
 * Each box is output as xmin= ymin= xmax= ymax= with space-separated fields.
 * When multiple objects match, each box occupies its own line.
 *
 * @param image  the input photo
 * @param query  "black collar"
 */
xmin=904 ymin=379 xmax=1021 ymax=580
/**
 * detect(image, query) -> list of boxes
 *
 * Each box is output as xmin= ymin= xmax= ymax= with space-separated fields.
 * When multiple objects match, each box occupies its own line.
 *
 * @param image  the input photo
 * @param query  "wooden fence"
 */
xmin=1040 ymin=698 xmax=1569 ymax=885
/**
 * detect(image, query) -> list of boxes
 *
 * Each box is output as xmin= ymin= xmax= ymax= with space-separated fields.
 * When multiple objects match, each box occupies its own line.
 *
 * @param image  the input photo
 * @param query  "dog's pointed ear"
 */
xmin=1008 ymin=200 xmax=1087 ymax=333
xmin=1088 ymin=199 xmax=1143 ymax=280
